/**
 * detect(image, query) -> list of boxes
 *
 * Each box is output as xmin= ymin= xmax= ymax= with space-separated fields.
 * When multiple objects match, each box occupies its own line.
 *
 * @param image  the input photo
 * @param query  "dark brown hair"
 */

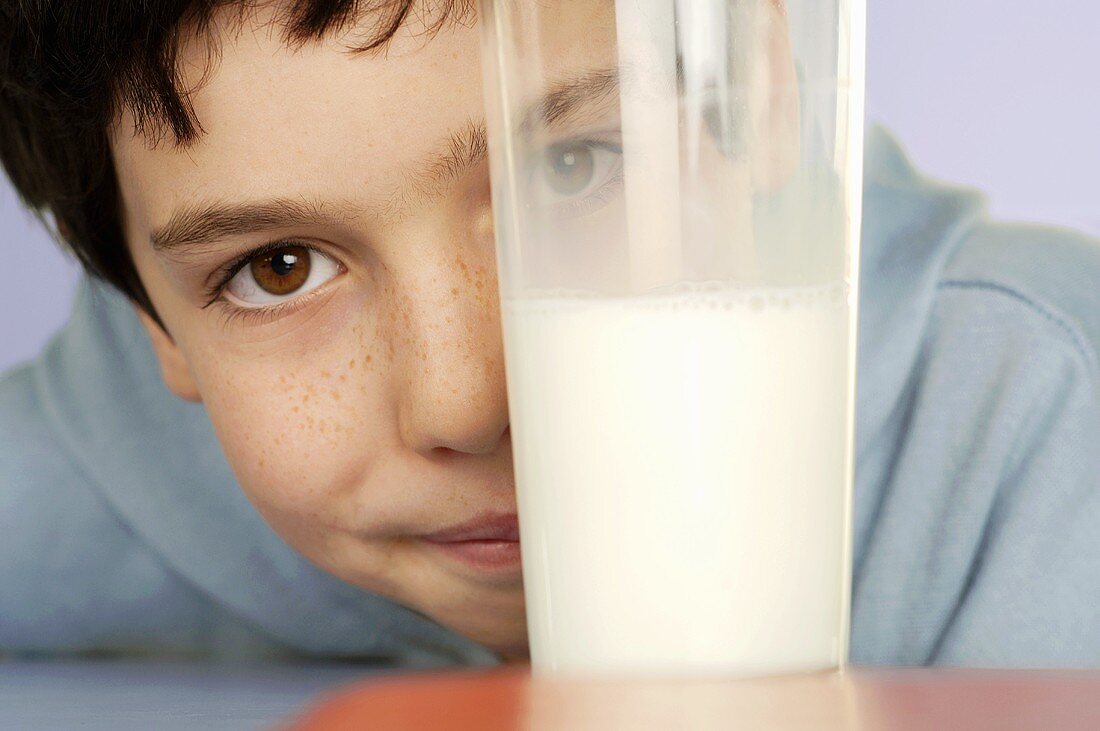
xmin=0 ymin=0 xmax=470 ymax=325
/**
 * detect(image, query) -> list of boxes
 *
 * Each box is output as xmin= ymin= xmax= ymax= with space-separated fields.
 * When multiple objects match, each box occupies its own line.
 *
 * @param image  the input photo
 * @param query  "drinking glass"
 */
xmin=479 ymin=0 xmax=866 ymax=676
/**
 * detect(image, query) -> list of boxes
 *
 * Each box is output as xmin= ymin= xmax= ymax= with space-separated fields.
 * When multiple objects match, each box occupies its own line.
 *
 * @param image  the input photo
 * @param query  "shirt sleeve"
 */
xmin=927 ymin=289 xmax=1100 ymax=665
xmin=0 ymin=362 xmax=293 ymax=660
xmin=850 ymin=277 xmax=1100 ymax=667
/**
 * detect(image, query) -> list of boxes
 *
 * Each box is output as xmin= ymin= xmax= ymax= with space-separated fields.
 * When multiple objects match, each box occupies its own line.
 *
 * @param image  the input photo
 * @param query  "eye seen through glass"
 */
xmin=530 ymin=137 xmax=624 ymax=219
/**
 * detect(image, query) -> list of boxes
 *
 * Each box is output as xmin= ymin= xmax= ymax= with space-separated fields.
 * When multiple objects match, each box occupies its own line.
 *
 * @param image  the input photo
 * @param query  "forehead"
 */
xmin=110 ymin=8 xmax=480 ymax=229
xmin=110 ymin=4 xmax=616 ymax=236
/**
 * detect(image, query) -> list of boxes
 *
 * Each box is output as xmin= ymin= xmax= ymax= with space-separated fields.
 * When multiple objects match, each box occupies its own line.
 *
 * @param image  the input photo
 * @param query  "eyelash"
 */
xmin=558 ymin=166 xmax=624 ymax=218
xmin=207 ymin=295 xmax=306 ymax=328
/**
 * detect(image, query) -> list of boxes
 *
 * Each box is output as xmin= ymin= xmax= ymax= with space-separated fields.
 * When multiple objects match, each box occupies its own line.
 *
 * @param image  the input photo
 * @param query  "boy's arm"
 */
xmin=851 ymin=225 xmax=1100 ymax=667
xmin=0 ymin=359 xmax=289 ymax=659
xmin=929 ymin=347 xmax=1100 ymax=666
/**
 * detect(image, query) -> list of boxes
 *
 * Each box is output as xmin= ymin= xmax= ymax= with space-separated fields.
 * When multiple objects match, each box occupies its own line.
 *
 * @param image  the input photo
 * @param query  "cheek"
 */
xmin=188 ymin=319 xmax=391 ymax=522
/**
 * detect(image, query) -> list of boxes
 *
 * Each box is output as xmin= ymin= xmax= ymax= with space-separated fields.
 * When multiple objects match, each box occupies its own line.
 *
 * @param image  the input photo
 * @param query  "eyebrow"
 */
xmin=524 ymin=67 xmax=620 ymax=131
xmin=396 ymin=68 xmax=619 ymax=211
xmin=150 ymin=197 xmax=357 ymax=253
xmin=150 ymin=67 xmax=620 ymax=254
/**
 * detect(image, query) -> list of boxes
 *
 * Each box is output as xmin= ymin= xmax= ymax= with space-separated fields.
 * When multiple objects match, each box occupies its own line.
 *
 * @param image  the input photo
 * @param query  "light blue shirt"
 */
xmin=2 ymin=127 xmax=1099 ymax=666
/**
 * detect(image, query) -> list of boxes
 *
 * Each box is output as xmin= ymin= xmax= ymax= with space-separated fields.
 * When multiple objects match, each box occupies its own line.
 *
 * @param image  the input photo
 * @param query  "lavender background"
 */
xmin=2 ymin=1 xmax=1097 ymax=371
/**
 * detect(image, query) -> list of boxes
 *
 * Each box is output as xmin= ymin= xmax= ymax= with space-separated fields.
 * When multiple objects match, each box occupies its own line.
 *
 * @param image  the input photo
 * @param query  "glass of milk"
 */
xmin=478 ymin=0 xmax=866 ymax=676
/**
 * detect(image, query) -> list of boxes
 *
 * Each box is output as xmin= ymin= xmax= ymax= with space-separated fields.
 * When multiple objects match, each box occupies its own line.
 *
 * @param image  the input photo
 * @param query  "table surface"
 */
xmin=5 ymin=662 xmax=1100 ymax=731
xmin=0 ymin=660 xmax=371 ymax=731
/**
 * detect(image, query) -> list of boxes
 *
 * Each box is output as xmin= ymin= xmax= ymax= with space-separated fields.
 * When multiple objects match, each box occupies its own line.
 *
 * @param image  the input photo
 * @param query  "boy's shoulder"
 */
xmin=942 ymin=219 xmax=1100 ymax=375
xmin=859 ymin=126 xmax=1100 ymax=414
xmin=852 ymin=128 xmax=1100 ymax=667
xmin=0 ymin=360 xmax=202 ymax=654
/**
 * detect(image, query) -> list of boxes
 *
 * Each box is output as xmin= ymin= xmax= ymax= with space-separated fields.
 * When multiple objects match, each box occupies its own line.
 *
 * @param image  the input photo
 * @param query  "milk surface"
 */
xmin=503 ymin=283 xmax=854 ymax=675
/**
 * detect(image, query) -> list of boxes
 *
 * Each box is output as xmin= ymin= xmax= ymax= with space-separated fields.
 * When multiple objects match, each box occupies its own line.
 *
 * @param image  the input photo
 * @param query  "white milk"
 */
xmin=502 ymin=282 xmax=854 ymax=675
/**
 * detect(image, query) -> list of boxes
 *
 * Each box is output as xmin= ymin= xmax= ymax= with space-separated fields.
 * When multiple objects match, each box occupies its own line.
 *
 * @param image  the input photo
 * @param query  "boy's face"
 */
xmin=110 ymin=4 xmax=624 ymax=656
xmin=110 ymin=2 xmax=794 ymax=656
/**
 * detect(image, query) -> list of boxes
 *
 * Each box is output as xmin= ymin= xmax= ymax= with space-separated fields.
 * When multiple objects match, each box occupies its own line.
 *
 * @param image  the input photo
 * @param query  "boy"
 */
xmin=1 ymin=0 xmax=1099 ymax=667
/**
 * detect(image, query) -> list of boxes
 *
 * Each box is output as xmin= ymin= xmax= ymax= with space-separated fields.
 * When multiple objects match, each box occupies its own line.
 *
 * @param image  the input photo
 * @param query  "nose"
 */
xmin=394 ymin=254 xmax=510 ymax=458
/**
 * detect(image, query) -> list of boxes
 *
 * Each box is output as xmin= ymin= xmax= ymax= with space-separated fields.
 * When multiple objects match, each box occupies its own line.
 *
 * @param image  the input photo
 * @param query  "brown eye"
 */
xmin=251 ymin=245 xmax=311 ymax=295
xmin=224 ymin=244 xmax=342 ymax=308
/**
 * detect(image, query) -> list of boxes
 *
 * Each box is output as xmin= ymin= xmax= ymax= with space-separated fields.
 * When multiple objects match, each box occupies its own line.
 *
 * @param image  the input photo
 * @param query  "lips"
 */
xmin=421 ymin=513 xmax=522 ymax=572
xmin=423 ymin=513 xmax=521 ymax=543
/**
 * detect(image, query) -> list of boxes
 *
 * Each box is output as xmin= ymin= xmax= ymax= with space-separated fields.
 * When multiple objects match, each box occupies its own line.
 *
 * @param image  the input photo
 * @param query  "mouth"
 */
xmin=420 ymin=513 xmax=522 ymax=573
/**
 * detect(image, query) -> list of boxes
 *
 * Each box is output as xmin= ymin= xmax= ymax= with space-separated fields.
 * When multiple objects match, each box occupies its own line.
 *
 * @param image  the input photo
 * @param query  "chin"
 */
xmin=435 ymin=605 xmax=529 ymax=659
xmin=480 ymin=633 xmax=531 ymax=661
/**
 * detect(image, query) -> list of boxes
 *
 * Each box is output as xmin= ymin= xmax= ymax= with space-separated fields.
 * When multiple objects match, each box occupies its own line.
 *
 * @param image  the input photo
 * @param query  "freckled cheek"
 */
xmin=191 ymin=344 xmax=391 ymax=520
